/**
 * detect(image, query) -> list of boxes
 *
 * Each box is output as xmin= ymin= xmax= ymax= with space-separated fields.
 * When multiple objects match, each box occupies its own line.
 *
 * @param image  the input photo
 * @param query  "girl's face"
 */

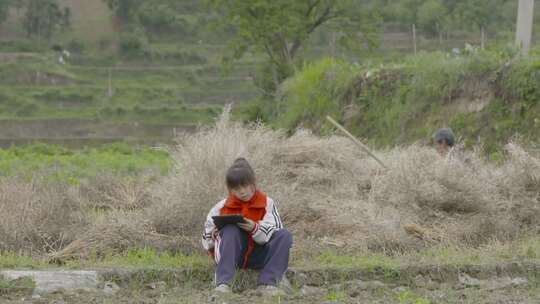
xmin=230 ymin=184 xmax=256 ymax=202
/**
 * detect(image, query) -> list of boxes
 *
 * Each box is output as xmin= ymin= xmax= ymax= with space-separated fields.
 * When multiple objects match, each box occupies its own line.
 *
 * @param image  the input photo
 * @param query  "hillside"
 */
xmin=0 ymin=54 xmax=260 ymax=146
xmin=268 ymin=51 xmax=540 ymax=156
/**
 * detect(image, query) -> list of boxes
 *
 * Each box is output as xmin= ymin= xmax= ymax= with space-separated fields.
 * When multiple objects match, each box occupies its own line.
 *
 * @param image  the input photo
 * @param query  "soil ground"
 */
xmin=2 ymin=278 xmax=539 ymax=304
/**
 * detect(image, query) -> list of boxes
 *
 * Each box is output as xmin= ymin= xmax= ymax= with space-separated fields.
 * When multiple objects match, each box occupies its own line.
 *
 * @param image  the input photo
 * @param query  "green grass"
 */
xmin=1 ymin=238 xmax=540 ymax=273
xmin=67 ymin=248 xmax=211 ymax=270
xmin=0 ymin=252 xmax=48 ymax=269
xmin=0 ymin=143 xmax=170 ymax=183
xmin=325 ymin=290 xmax=348 ymax=301
xmin=395 ymin=289 xmax=432 ymax=304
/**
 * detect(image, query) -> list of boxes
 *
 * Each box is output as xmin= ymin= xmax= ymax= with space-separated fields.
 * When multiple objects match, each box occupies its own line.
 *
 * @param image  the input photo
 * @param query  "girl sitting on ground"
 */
xmin=202 ymin=158 xmax=293 ymax=295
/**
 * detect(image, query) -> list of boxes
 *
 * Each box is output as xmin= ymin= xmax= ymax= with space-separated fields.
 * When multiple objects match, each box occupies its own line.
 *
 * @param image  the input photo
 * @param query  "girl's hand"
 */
xmin=238 ymin=218 xmax=256 ymax=232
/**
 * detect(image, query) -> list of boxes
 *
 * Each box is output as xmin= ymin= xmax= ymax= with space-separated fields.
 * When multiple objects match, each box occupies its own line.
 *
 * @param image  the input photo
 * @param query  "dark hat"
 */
xmin=433 ymin=128 xmax=455 ymax=146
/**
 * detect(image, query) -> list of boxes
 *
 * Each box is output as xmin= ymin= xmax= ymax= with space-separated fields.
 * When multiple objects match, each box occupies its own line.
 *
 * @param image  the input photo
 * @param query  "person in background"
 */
xmin=433 ymin=128 xmax=455 ymax=156
xmin=52 ymin=45 xmax=70 ymax=65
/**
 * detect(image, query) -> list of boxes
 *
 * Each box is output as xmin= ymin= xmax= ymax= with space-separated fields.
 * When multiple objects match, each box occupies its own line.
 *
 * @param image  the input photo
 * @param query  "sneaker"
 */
xmin=214 ymin=284 xmax=231 ymax=294
xmin=256 ymin=285 xmax=286 ymax=297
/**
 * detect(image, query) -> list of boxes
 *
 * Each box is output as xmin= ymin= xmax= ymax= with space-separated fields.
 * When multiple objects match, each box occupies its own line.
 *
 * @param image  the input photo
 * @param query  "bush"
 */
xmin=277 ymin=58 xmax=360 ymax=131
xmin=138 ymin=3 xmax=193 ymax=38
xmin=499 ymin=57 xmax=540 ymax=107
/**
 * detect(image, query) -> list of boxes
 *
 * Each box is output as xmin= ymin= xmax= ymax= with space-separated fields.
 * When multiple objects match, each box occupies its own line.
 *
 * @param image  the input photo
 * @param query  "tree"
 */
xmin=380 ymin=0 xmax=421 ymax=26
xmin=449 ymin=0 xmax=511 ymax=46
xmin=417 ymin=0 xmax=448 ymax=37
xmin=23 ymin=0 xmax=71 ymax=40
xmin=453 ymin=0 xmax=492 ymax=31
xmin=440 ymin=0 xmax=517 ymax=34
xmin=208 ymin=0 xmax=379 ymax=91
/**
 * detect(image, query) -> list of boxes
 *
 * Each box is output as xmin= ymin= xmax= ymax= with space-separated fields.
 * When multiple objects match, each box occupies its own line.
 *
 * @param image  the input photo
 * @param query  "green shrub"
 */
xmin=277 ymin=58 xmax=360 ymax=131
xmin=138 ymin=4 xmax=193 ymax=39
xmin=402 ymin=51 xmax=500 ymax=105
xmin=500 ymin=57 xmax=540 ymax=107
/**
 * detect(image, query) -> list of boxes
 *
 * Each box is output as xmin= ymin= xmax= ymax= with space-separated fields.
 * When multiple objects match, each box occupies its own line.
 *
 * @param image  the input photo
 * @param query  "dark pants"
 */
xmin=215 ymin=225 xmax=293 ymax=286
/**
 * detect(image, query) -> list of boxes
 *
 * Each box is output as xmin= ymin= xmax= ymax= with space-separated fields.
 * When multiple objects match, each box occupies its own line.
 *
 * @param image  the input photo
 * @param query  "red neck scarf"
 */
xmin=222 ymin=190 xmax=267 ymax=218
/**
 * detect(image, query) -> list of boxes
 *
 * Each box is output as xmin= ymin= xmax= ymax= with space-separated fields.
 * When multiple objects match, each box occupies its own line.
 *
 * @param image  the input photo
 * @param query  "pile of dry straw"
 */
xmin=2 ymin=110 xmax=539 ymax=259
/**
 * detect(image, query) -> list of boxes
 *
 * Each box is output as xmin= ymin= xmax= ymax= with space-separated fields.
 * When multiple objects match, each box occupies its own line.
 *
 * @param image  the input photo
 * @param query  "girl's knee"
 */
xmin=275 ymin=229 xmax=293 ymax=246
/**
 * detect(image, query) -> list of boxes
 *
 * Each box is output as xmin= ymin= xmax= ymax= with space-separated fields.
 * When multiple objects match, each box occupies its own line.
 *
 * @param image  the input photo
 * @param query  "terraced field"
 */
xmin=0 ymin=51 xmax=260 ymax=145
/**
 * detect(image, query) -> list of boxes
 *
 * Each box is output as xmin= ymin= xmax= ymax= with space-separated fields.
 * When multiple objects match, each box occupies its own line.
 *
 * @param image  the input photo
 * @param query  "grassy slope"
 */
xmin=271 ymin=51 xmax=540 ymax=155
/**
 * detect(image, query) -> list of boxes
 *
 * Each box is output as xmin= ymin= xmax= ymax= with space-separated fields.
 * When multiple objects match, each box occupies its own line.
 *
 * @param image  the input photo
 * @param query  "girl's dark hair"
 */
xmin=226 ymin=158 xmax=256 ymax=189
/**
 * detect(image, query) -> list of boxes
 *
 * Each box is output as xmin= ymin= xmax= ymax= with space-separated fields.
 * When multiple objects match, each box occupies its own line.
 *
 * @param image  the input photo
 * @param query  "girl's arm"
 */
xmin=252 ymin=197 xmax=283 ymax=245
xmin=201 ymin=199 xmax=226 ymax=251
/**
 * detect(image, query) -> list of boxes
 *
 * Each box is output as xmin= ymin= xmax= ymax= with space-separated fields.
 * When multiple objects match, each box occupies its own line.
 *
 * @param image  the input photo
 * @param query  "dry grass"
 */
xmin=0 ymin=179 xmax=85 ymax=255
xmin=48 ymin=221 xmax=197 ymax=262
xmin=78 ymin=174 xmax=154 ymax=211
xmin=2 ymin=109 xmax=539 ymax=260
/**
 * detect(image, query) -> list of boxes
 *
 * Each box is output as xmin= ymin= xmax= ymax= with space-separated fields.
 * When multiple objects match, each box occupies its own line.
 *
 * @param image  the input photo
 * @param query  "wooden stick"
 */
xmin=326 ymin=116 xmax=387 ymax=169
xmin=412 ymin=23 xmax=417 ymax=55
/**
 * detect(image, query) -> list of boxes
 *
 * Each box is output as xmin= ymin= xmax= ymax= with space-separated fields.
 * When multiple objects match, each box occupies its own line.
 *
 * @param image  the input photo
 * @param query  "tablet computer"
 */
xmin=212 ymin=215 xmax=246 ymax=230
